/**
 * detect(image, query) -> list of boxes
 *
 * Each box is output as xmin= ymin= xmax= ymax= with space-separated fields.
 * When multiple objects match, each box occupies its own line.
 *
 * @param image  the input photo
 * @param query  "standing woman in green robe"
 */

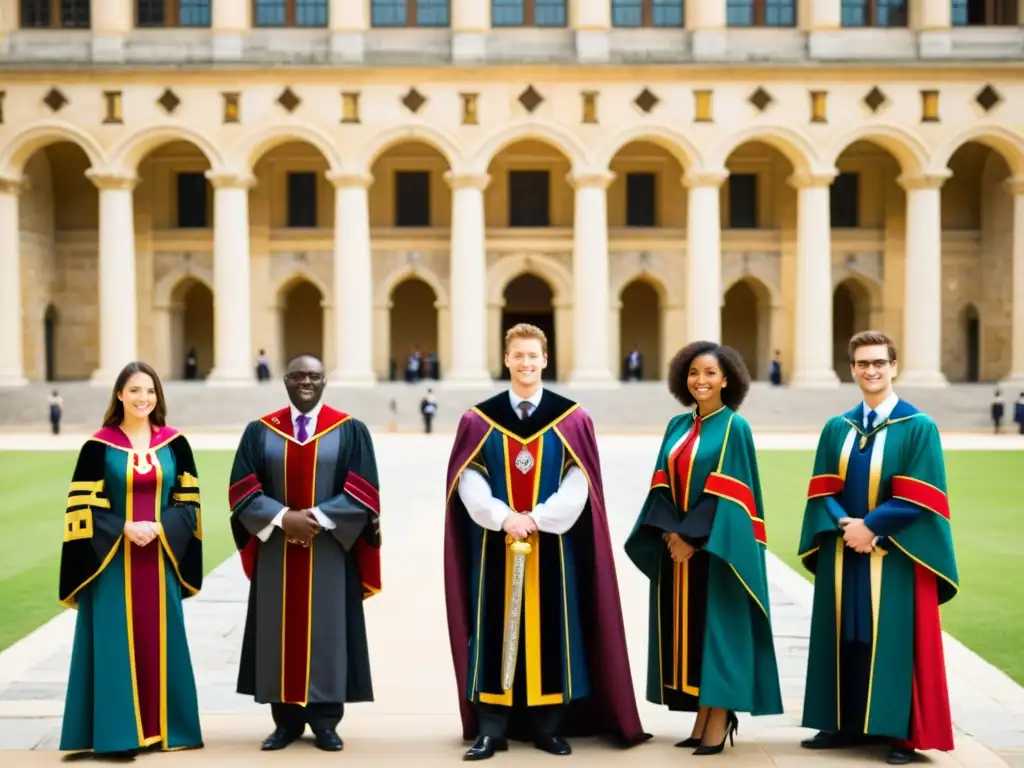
xmin=59 ymin=361 xmax=204 ymax=758
xmin=625 ymin=341 xmax=782 ymax=756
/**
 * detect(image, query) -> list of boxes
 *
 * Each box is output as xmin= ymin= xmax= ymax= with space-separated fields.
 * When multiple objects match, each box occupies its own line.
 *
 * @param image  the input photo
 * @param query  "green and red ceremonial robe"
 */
xmin=624 ymin=406 xmax=782 ymax=717
xmin=228 ymin=405 xmax=381 ymax=708
xmin=798 ymin=400 xmax=958 ymax=750
xmin=59 ymin=425 xmax=203 ymax=754
xmin=444 ymin=390 xmax=649 ymax=745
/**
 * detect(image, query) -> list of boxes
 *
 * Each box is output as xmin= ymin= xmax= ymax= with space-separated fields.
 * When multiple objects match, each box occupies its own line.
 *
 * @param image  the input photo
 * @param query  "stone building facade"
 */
xmin=0 ymin=0 xmax=1022 ymax=388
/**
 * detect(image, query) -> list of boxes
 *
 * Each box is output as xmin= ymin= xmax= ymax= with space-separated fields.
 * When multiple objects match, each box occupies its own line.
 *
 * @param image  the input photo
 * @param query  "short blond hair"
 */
xmin=504 ymin=322 xmax=548 ymax=354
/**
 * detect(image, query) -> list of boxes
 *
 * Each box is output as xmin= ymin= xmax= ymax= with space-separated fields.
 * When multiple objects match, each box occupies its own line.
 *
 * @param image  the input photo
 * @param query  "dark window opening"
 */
xmin=626 ymin=173 xmax=657 ymax=227
xmin=395 ymin=171 xmax=431 ymax=227
xmin=508 ymin=171 xmax=550 ymax=227
xmin=287 ymin=172 xmax=318 ymax=228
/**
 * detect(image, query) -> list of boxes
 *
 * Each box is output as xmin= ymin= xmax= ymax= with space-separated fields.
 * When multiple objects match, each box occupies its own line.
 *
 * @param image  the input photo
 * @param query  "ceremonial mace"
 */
xmin=501 ymin=538 xmax=532 ymax=691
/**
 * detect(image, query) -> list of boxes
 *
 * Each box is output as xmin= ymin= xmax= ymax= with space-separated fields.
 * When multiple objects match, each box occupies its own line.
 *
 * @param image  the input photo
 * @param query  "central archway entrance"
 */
xmin=279 ymin=280 xmax=325 ymax=366
xmin=501 ymin=274 xmax=556 ymax=380
xmin=170 ymin=278 xmax=214 ymax=380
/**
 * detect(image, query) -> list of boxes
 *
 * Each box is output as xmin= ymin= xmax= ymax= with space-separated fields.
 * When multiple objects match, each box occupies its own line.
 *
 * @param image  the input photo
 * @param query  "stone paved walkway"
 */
xmin=1 ymin=434 xmax=1021 ymax=767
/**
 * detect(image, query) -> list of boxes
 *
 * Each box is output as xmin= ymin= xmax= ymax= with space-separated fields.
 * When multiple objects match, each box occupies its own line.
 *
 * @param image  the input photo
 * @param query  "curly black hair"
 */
xmin=667 ymin=341 xmax=751 ymax=411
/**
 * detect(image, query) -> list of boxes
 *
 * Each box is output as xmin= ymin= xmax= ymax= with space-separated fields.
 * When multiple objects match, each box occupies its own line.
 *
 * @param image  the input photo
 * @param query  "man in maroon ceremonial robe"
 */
xmin=443 ymin=323 xmax=649 ymax=760
xmin=228 ymin=354 xmax=381 ymax=752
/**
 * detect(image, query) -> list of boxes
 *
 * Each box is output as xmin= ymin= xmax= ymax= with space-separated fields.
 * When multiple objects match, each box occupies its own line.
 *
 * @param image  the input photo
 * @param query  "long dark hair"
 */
xmin=667 ymin=341 xmax=751 ymax=411
xmin=102 ymin=362 xmax=167 ymax=428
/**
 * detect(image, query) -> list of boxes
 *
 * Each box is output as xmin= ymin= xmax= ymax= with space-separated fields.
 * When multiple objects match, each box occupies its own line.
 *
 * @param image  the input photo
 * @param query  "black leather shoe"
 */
xmin=800 ymin=730 xmax=861 ymax=749
xmin=312 ymin=728 xmax=344 ymax=751
xmin=675 ymin=736 xmax=701 ymax=748
xmin=887 ymin=746 xmax=915 ymax=764
xmin=261 ymin=727 xmax=302 ymax=751
xmin=464 ymin=736 xmax=508 ymax=760
xmin=534 ymin=734 xmax=571 ymax=755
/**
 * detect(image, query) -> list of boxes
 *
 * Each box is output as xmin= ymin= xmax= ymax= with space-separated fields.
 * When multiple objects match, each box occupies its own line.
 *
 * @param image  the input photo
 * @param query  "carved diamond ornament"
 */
xmin=975 ymin=84 xmax=1001 ymax=113
xmin=157 ymin=88 xmax=180 ymax=114
xmin=863 ymin=86 xmax=887 ymax=113
xmin=43 ymin=87 xmax=68 ymax=113
xmin=401 ymin=87 xmax=426 ymax=114
xmin=634 ymin=88 xmax=659 ymax=114
xmin=748 ymin=87 xmax=773 ymax=112
xmin=518 ymin=85 xmax=543 ymax=113
xmin=277 ymin=87 xmax=301 ymax=113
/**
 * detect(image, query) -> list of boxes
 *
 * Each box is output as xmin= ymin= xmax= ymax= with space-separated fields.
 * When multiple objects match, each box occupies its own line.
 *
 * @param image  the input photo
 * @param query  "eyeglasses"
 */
xmin=285 ymin=372 xmax=324 ymax=383
xmin=852 ymin=359 xmax=891 ymax=370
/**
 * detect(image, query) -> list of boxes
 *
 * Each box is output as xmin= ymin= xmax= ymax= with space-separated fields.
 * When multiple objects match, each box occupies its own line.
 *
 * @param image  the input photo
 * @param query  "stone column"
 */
xmin=684 ymin=170 xmax=727 ymax=344
xmin=1004 ymin=177 xmax=1024 ymax=385
xmin=212 ymin=0 xmax=249 ymax=61
xmin=205 ymin=172 xmax=254 ymax=385
xmin=686 ymin=0 xmax=726 ymax=59
xmin=87 ymin=171 xmax=138 ymax=384
xmin=443 ymin=172 xmax=492 ymax=385
xmin=801 ymin=0 xmax=840 ymax=29
xmin=898 ymin=172 xmax=950 ymax=387
xmin=572 ymin=0 xmax=610 ymax=63
xmin=0 ymin=176 xmax=26 ymax=386
xmin=914 ymin=0 xmax=952 ymax=57
xmin=790 ymin=171 xmax=840 ymax=388
xmin=451 ymin=0 xmax=490 ymax=62
xmin=329 ymin=0 xmax=368 ymax=62
xmin=568 ymin=170 xmax=616 ymax=386
xmin=327 ymin=172 xmax=375 ymax=386
xmin=90 ymin=0 xmax=132 ymax=62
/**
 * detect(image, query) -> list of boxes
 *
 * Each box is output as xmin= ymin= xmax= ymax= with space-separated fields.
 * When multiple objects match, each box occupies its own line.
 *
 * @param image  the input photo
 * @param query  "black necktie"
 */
xmin=518 ymin=401 xmax=532 ymax=420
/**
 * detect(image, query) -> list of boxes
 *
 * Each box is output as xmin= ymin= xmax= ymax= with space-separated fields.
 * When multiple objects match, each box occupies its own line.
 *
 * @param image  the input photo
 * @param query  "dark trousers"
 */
xmin=476 ymin=701 xmax=564 ymax=740
xmin=271 ymin=702 xmax=344 ymax=734
xmin=838 ymin=640 xmax=872 ymax=734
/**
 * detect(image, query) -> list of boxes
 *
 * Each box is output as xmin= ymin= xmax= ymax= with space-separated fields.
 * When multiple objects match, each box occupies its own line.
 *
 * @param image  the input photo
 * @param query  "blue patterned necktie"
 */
xmin=296 ymin=414 xmax=310 ymax=443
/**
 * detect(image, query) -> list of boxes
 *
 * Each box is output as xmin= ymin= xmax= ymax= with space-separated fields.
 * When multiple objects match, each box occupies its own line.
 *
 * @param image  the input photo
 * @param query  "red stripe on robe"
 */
xmin=128 ymin=456 xmax=162 ymax=743
xmin=506 ymin=437 xmax=540 ymax=513
xmin=705 ymin=472 xmax=767 ymax=545
xmin=901 ymin=565 xmax=955 ymax=752
xmin=807 ymin=474 xmax=844 ymax=499
xmin=345 ymin=471 xmax=382 ymax=597
xmin=891 ymin=476 xmax=950 ymax=520
xmin=281 ymin=437 xmax=316 ymax=704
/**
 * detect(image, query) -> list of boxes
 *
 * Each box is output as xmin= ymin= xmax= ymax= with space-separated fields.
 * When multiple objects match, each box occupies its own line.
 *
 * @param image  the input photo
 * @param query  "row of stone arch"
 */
xmin=43 ymin=268 xmax=913 ymax=384
xmin=2 ymin=118 xmax=1022 ymax=179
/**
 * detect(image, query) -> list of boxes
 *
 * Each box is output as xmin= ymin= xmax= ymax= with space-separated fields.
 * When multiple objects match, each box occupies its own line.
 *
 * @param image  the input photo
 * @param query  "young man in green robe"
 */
xmin=798 ymin=331 xmax=959 ymax=766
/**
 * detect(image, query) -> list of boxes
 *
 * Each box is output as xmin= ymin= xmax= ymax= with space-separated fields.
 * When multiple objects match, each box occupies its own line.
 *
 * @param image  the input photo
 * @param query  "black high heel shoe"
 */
xmin=693 ymin=710 xmax=738 ymax=756
xmin=674 ymin=736 xmax=701 ymax=748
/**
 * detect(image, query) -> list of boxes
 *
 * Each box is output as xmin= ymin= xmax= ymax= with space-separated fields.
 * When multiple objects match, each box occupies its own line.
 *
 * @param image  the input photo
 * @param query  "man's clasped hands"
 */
xmin=838 ymin=517 xmax=877 ymax=554
xmin=282 ymin=508 xmax=322 ymax=546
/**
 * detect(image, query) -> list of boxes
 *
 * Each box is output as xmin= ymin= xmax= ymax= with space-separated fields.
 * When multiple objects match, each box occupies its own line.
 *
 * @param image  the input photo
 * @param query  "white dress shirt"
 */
xmin=509 ymin=386 xmax=544 ymax=419
xmin=456 ymin=387 xmax=589 ymax=535
xmin=863 ymin=391 xmax=899 ymax=429
xmin=255 ymin=401 xmax=336 ymax=542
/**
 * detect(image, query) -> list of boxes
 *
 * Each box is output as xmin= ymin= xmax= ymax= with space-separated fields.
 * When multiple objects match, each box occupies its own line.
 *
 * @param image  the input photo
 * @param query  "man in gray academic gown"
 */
xmin=228 ymin=353 xmax=382 ymax=751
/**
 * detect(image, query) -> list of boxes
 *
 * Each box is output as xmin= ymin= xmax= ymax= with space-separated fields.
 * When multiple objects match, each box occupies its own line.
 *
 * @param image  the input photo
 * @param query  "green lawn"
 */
xmin=1 ymin=450 xmax=1022 ymax=684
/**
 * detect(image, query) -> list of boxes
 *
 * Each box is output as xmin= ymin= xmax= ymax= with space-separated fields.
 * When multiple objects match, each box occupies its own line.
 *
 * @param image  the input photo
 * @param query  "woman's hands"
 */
xmin=663 ymin=532 xmax=696 ymax=563
xmin=123 ymin=521 xmax=161 ymax=547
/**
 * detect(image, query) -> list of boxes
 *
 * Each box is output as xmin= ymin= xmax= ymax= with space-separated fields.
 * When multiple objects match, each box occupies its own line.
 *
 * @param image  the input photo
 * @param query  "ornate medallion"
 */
xmin=514 ymin=447 xmax=535 ymax=475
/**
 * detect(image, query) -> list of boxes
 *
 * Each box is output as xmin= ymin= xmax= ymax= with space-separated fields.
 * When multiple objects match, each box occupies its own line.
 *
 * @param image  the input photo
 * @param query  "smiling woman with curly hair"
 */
xmin=625 ymin=341 xmax=781 ymax=756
